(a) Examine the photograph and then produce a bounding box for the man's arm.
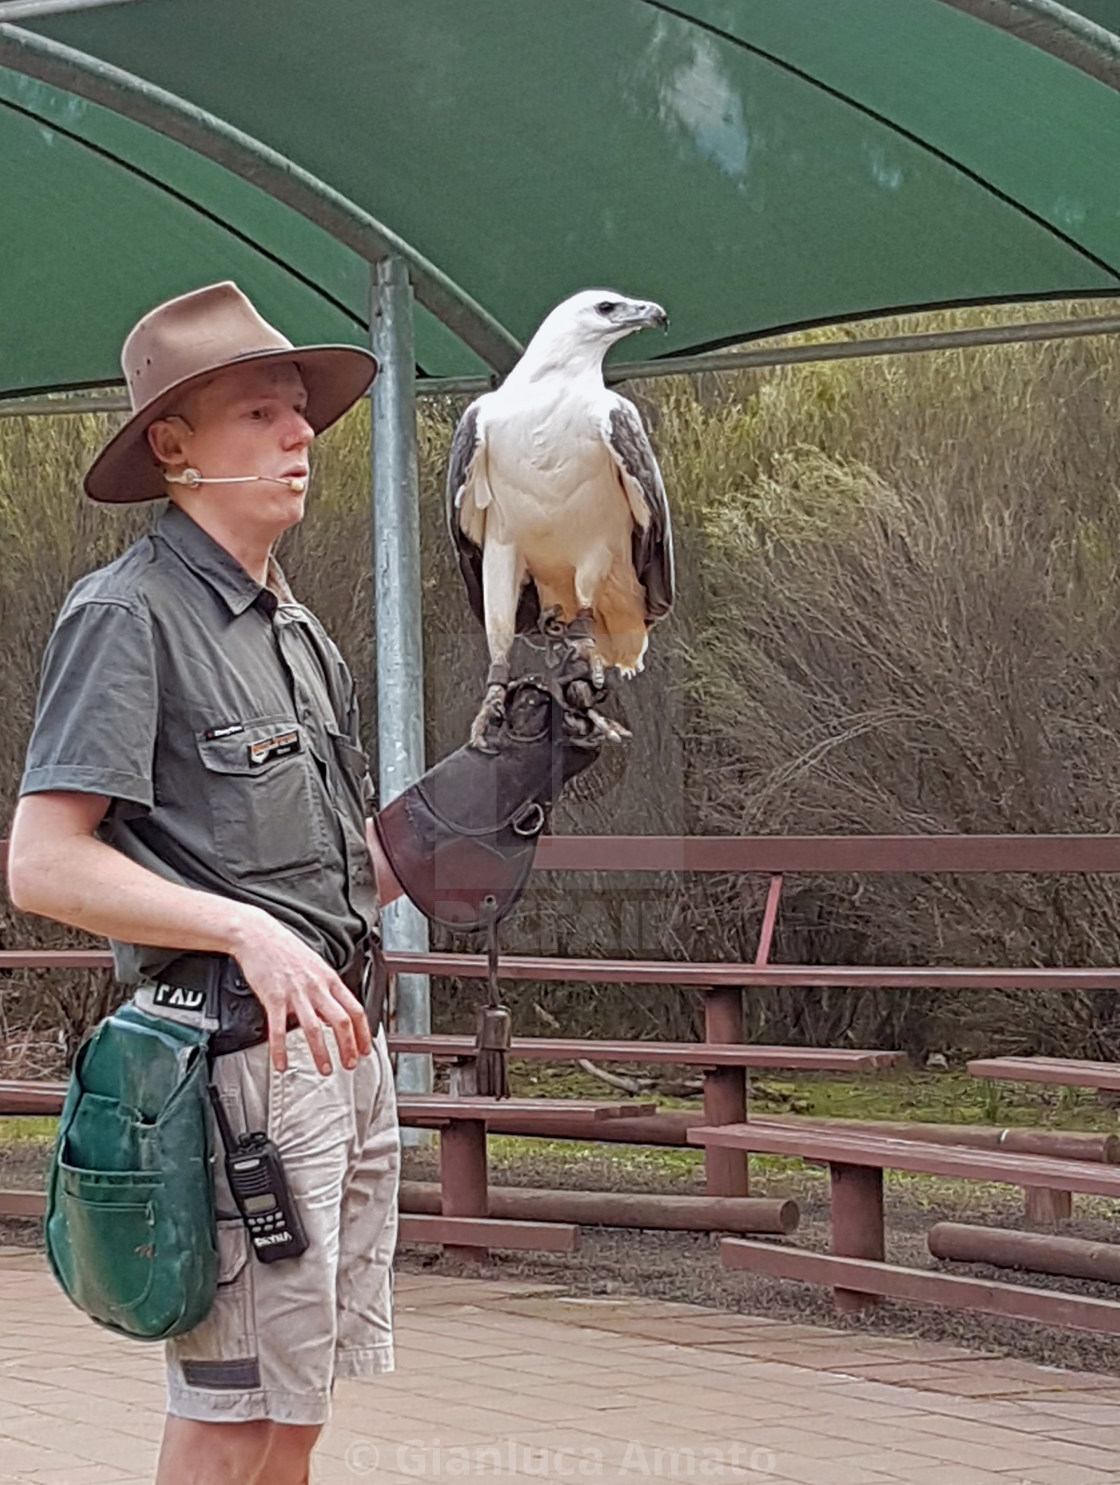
[366,817,404,909]
[8,792,371,1075]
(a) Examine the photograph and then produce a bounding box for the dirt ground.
[6,1131,1120,1378]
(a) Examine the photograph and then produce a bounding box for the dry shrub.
[678,307,1120,1057]
[2,302,1120,1055]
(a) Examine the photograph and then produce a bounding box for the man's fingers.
[329,980,373,1060]
[266,1002,289,1074]
[311,979,368,1070]
[296,1006,334,1076]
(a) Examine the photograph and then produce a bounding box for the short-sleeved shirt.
[20,502,378,984]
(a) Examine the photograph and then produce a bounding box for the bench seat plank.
[969,1057,1120,1092]
[2,946,1118,992]
[686,1123,1120,1196]
[385,952,1120,991]
[719,1239,1120,1335]
[0,1082,656,1124]
[0,1080,66,1115]
[398,1096,656,1124]
[387,1035,905,1070]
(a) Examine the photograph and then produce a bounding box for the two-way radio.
[207,1085,308,1263]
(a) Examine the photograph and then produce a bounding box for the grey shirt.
[20,503,378,984]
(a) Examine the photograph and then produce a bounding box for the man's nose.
[285,412,315,447]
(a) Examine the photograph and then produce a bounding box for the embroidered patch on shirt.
[248,729,301,766]
[204,722,245,740]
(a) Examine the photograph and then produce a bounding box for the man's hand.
[230,912,373,1075]
[9,792,372,1079]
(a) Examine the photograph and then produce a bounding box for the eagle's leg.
[471,540,524,751]
[565,607,607,689]
[469,662,509,752]
[561,610,630,744]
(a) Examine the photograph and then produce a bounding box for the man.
[8,281,406,1485]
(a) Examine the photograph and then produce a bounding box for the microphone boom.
[166,468,306,493]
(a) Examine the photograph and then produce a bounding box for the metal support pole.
[370,256,430,1099]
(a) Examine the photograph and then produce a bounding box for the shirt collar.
[156,504,275,617]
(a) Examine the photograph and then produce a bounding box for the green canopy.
[0,0,1117,399]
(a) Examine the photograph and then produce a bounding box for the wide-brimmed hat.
[84,281,378,503]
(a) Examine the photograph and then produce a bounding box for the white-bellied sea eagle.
[447,290,675,746]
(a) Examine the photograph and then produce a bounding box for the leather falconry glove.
[374,633,608,1097]
[373,630,606,934]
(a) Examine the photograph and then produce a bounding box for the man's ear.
[147,416,189,469]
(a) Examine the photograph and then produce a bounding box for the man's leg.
[156,1417,321,1485]
[256,1422,324,1485]
[156,1417,266,1484]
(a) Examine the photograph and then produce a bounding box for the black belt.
[154,938,384,1057]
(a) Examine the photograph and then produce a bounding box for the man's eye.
[248,407,269,420]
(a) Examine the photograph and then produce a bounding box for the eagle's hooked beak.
[630,301,669,332]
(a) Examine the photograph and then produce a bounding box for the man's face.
[160,361,314,540]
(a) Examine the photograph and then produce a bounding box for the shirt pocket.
[196,717,325,880]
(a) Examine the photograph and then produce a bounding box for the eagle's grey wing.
[447,401,487,630]
[607,399,675,621]
[446,399,541,637]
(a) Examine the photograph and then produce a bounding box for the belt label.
[152,983,207,1012]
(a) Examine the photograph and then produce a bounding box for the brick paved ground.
[3,1246,1120,1483]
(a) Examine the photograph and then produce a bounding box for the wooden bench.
[388,1034,904,1071]
[8,835,1120,1286]
[397,1094,655,1259]
[0,1082,656,1257]
[0,1083,799,1242]
[391,1034,905,1194]
[687,1121,1120,1334]
[969,1055,1120,1093]
[968,1056,1120,1221]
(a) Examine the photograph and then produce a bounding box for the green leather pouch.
[45,1002,218,1341]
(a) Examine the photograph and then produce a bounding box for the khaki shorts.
[166,1026,399,1426]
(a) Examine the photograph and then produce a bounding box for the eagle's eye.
[595,300,618,316]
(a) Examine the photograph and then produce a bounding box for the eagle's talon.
[539,605,566,639]
[564,625,607,690]
[587,708,631,744]
[469,683,507,750]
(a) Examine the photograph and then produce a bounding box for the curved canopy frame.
[0,0,1117,402]
[0,22,522,377]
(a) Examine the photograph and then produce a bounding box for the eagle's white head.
[510,289,668,384]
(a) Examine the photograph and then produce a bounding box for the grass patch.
[0,1117,57,1144]
[511,1060,1120,1133]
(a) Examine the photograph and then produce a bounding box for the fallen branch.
[576,1058,651,1095]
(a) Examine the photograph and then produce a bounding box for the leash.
[474,894,512,1098]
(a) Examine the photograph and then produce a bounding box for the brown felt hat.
[84,281,378,503]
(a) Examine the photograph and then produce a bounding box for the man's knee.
[157,1416,273,1484]
[157,1417,322,1484]
[261,1422,323,1479]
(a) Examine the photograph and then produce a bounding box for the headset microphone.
[166,468,307,494]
